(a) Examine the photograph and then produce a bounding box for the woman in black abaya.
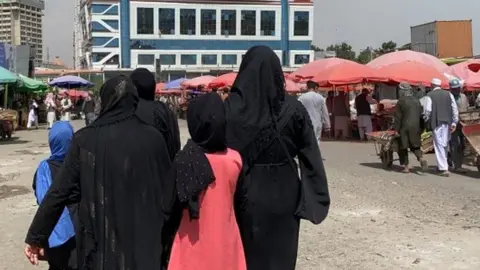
[225,46,330,270]
[25,75,175,270]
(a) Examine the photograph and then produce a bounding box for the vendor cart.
[458,110,480,171]
[366,130,434,169]
[0,109,17,140]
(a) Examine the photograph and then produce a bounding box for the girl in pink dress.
[168,93,246,270]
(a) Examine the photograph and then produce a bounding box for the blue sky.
[44,0,480,67]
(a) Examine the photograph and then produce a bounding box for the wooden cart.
[0,110,18,140]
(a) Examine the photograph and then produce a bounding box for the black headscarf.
[174,93,226,220]
[224,46,285,164]
[90,75,138,127]
[130,68,156,101]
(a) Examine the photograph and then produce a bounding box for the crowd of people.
[23,46,331,270]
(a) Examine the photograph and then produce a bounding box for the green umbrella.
[17,74,48,93]
[0,66,17,84]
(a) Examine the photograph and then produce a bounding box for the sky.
[43,0,480,68]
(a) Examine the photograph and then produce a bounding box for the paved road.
[1,120,480,269]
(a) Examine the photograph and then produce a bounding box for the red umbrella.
[208,72,237,89]
[311,61,383,87]
[285,79,301,92]
[464,73,480,90]
[155,83,165,94]
[289,58,350,82]
[367,50,448,72]
[444,59,480,79]
[182,75,216,89]
[375,61,449,87]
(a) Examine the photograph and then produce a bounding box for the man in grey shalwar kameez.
[424,78,459,177]
[448,79,469,173]
[298,81,331,146]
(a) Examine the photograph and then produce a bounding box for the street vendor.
[394,82,428,173]
[60,93,73,121]
[355,88,377,141]
[449,79,469,173]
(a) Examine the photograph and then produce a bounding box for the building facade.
[0,0,44,66]
[81,0,314,71]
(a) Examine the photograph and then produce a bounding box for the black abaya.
[226,47,330,270]
[25,75,175,270]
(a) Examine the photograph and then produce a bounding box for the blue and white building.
[79,0,314,72]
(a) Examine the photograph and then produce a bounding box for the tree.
[399,43,412,51]
[375,41,397,56]
[356,47,374,64]
[310,45,324,52]
[326,42,356,61]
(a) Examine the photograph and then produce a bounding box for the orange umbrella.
[289,58,351,82]
[375,61,449,87]
[311,61,383,87]
[155,82,165,94]
[208,72,238,89]
[182,75,216,89]
[367,50,448,72]
[285,79,301,92]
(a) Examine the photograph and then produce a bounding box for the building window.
[180,9,196,35]
[260,11,275,36]
[103,19,119,30]
[201,54,217,65]
[137,8,154,34]
[222,54,237,65]
[241,10,255,36]
[138,54,155,65]
[91,22,109,32]
[181,54,197,65]
[293,11,309,36]
[105,54,119,65]
[201,9,216,35]
[294,54,310,65]
[159,8,175,35]
[92,52,110,62]
[221,10,236,36]
[159,54,176,65]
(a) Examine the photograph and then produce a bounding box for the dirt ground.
[1,120,480,270]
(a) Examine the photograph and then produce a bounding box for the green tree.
[326,42,356,61]
[356,47,374,64]
[399,43,412,51]
[310,45,324,52]
[375,41,397,56]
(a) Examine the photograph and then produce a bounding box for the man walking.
[424,78,459,176]
[298,80,331,146]
[81,92,96,126]
[355,88,378,140]
[449,79,469,173]
[394,83,428,173]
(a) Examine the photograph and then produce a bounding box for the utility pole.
[281,0,289,67]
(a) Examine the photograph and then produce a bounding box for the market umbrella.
[375,61,449,87]
[288,58,351,82]
[208,72,237,89]
[367,50,448,72]
[311,61,383,87]
[164,78,187,90]
[444,59,480,79]
[0,66,17,83]
[181,75,216,89]
[48,75,93,88]
[155,82,166,94]
[285,79,301,92]
[17,74,48,93]
[463,73,480,90]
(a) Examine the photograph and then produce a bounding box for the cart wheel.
[380,150,393,170]
[476,156,480,172]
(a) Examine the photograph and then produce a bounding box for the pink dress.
[168,148,246,270]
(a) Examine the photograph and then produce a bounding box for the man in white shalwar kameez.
[45,93,56,129]
[298,81,331,146]
[424,78,459,177]
[60,93,73,121]
[27,99,38,129]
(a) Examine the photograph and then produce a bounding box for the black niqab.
[25,75,174,270]
[174,93,226,219]
[130,68,156,101]
[224,46,285,166]
[131,68,181,161]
